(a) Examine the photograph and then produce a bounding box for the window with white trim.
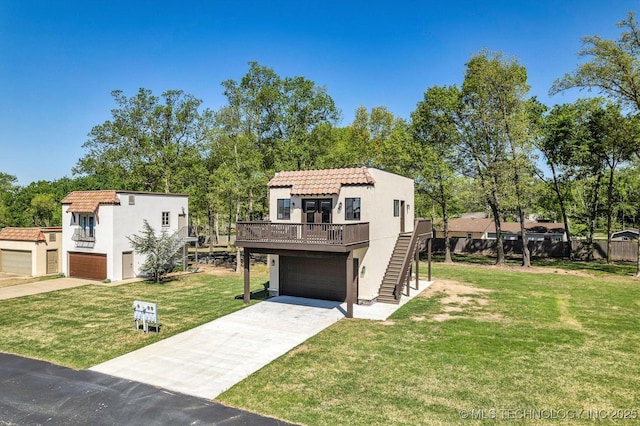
[162,211,170,227]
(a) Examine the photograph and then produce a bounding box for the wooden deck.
[235,222,370,252]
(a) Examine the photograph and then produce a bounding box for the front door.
[303,199,332,224]
[46,249,58,274]
[122,251,134,279]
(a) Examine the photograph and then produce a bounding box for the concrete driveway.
[0,276,143,300]
[90,284,431,401]
[91,296,345,400]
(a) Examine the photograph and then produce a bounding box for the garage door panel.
[279,256,346,301]
[1,250,32,275]
[69,252,106,280]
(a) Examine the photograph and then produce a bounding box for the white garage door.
[1,250,32,275]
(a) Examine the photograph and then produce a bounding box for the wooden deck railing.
[236,222,370,246]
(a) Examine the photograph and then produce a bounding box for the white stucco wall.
[112,193,188,281]
[267,168,415,302]
[62,192,188,281]
[344,168,414,301]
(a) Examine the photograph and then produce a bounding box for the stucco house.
[0,227,62,276]
[436,218,566,241]
[61,190,191,281]
[235,167,432,317]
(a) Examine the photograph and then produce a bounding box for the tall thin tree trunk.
[235,198,241,273]
[636,229,640,277]
[606,165,615,264]
[513,168,530,267]
[214,212,220,246]
[586,174,603,261]
[208,205,215,254]
[549,164,573,259]
[489,200,505,265]
[518,206,530,267]
[440,182,453,263]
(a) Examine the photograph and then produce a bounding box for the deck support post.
[415,242,420,290]
[346,251,354,318]
[243,248,251,305]
[428,238,432,282]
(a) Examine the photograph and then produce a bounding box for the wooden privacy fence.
[432,238,639,261]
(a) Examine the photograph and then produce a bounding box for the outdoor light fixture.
[361,265,366,277]
[338,201,343,212]
[271,259,275,266]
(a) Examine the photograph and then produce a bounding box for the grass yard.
[0,267,268,369]
[219,262,640,425]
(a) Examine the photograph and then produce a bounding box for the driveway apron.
[90,296,345,400]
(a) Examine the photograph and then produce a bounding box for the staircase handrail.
[393,219,432,300]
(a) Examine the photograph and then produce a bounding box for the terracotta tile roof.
[268,167,375,195]
[61,190,120,213]
[0,227,46,242]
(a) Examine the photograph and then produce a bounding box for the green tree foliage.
[127,220,180,283]
[458,50,532,265]
[30,194,58,227]
[0,172,18,228]
[75,88,211,193]
[552,11,640,271]
[411,85,462,262]
[551,12,640,111]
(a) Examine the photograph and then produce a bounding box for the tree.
[458,50,531,265]
[0,172,17,228]
[538,102,576,247]
[127,220,181,283]
[551,11,640,273]
[411,85,462,263]
[30,194,57,227]
[75,88,211,193]
[214,62,340,271]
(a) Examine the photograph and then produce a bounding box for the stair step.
[377,297,400,305]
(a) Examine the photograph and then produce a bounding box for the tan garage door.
[69,252,107,280]
[0,250,32,275]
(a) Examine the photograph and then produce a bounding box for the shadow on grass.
[426,253,638,277]
[234,282,271,301]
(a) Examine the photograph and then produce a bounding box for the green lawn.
[0,269,268,368]
[219,262,640,425]
[2,261,639,424]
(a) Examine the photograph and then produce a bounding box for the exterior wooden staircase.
[377,219,433,304]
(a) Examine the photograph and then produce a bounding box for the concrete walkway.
[91,281,432,401]
[0,277,143,300]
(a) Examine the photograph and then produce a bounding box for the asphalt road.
[0,353,291,425]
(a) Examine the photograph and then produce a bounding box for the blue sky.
[1,1,638,185]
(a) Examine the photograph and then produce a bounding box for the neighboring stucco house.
[235,167,432,316]
[436,218,566,241]
[61,190,190,281]
[0,227,62,276]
